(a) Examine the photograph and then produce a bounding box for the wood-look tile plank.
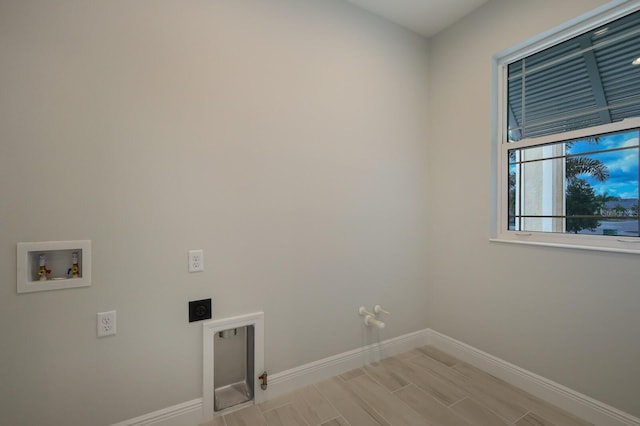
[516,412,558,426]
[452,361,513,386]
[517,390,593,426]
[394,384,471,426]
[346,373,427,425]
[315,377,390,426]
[452,362,532,401]
[260,384,337,425]
[394,349,422,361]
[417,346,460,366]
[527,403,593,426]
[263,404,309,426]
[409,354,470,385]
[294,385,339,424]
[450,397,511,426]
[404,360,525,422]
[381,356,467,406]
[452,363,591,426]
[199,415,226,426]
[320,417,349,426]
[363,361,409,391]
[259,392,296,413]
[231,348,592,426]
[224,405,268,426]
[339,368,365,381]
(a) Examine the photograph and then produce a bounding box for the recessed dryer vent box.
[17,240,91,293]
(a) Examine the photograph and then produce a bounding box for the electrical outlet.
[188,249,204,273]
[189,298,212,322]
[97,311,117,337]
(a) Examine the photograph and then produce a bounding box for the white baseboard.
[113,328,639,426]
[112,328,429,426]
[110,398,203,426]
[427,329,640,426]
[262,328,431,401]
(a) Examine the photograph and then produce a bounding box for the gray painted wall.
[426,0,640,418]
[0,1,430,424]
[3,0,638,424]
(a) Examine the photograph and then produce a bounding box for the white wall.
[0,1,430,424]
[427,0,640,418]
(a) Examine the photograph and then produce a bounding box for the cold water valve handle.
[364,315,385,329]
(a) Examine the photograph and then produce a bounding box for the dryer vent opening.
[213,325,255,412]
[203,311,264,421]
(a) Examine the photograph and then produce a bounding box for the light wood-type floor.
[201,346,592,426]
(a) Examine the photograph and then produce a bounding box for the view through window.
[508,128,639,236]
[504,9,640,240]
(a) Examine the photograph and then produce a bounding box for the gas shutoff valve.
[258,371,268,390]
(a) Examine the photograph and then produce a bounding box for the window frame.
[492,1,640,254]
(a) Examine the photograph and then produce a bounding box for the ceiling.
[345,0,489,38]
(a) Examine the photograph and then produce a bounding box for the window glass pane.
[507,61,523,142]
[592,13,640,122]
[522,217,564,232]
[506,11,640,143]
[508,163,517,229]
[508,129,639,236]
[523,44,597,139]
[508,148,565,232]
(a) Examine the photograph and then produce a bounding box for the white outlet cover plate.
[189,249,204,273]
[97,311,117,337]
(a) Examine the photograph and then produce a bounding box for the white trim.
[506,118,640,151]
[490,237,640,255]
[262,329,430,401]
[114,328,639,426]
[111,328,429,426]
[492,1,640,253]
[202,312,265,422]
[427,329,640,426]
[110,398,203,426]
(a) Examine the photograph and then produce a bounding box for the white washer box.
[17,240,91,293]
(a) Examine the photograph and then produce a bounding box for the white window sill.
[490,236,640,255]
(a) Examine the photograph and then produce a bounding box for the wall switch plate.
[189,298,212,322]
[188,249,204,273]
[97,311,116,337]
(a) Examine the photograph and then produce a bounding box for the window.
[494,3,640,253]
